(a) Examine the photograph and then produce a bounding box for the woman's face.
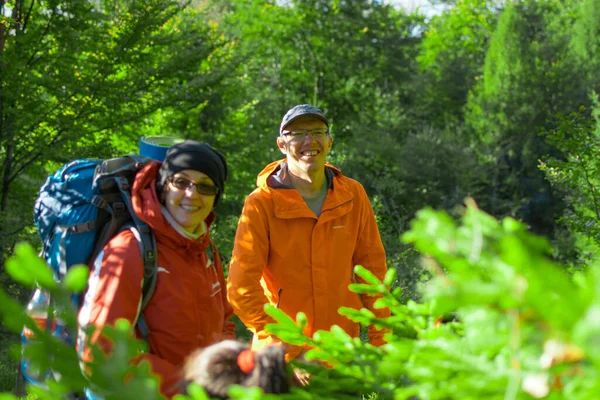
[163,169,217,233]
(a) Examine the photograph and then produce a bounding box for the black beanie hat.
[156,140,228,206]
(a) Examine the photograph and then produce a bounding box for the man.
[227,104,390,363]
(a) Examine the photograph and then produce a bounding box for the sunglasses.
[281,128,330,140]
[168,176,219,196]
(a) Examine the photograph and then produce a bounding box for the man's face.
[277,116,332,175]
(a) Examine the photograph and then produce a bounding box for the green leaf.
[348,283,384,295]
[264,304,297,329]
[501,217,523,233]
[264,325,308,345]
[383,268,397,287]
[63,265,90,293]
[5,242,56,289]
[296,312,308,330]
[339,307,372,325]
[115,319,132,332]
[353,265,382,286]
[228,385,263,399]
[181,383,210,400]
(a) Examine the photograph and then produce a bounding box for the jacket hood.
[131,161,215,256]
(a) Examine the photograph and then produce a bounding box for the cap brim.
[280,113,329,134]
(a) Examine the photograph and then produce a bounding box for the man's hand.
[292,366,311,386]
[291,349,325,386]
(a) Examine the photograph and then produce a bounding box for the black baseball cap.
[279,104,329,135]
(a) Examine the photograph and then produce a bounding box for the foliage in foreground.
[270,200,599,399]
[0,201,598,399]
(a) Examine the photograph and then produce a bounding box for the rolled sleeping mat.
[139,136,185,162]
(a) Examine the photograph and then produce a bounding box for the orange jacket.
[227,160,389,359]
[78,162,235,398]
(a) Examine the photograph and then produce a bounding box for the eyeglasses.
[281,128,330,140]
[168,176,219,196]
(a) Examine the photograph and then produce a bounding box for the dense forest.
[1,0,600,398]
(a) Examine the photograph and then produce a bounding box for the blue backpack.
[19,155,158,390]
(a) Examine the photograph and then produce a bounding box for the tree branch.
[580,156,600,220]
[26,9,54,68]
[6,150,43,185]
[0,224,26,238]
[22,0,36,32]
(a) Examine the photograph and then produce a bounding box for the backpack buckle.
[118,180,130,191]
[69,221,95,233]
[145,250,155,263]
[91,195,108,210]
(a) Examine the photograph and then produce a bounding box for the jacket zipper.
[275,288,283,308]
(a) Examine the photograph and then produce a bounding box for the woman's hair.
[181,340,290,399]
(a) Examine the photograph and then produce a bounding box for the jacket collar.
[256,159,354,220]
[267,161,334,190]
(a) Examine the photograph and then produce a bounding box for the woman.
[78,140,236,398]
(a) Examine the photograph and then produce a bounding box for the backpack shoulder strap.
[112,175,158,308]
[126,222,156,344]
[112,174,157,344]
[135,223,158,311]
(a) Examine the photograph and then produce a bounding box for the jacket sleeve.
[215,248,236,340]
[351,184,391,347]
[227,195,277,344]
[77,231,180,399]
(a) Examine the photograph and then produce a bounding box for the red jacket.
[227,160,389,360]
[78,162,235,398]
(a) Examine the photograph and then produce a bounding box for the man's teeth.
[181,205,200,211]
[302,150,318,156]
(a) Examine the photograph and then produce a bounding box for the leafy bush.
[269,200,600,399]
[540,96,600,264]
[1,201,599,399]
